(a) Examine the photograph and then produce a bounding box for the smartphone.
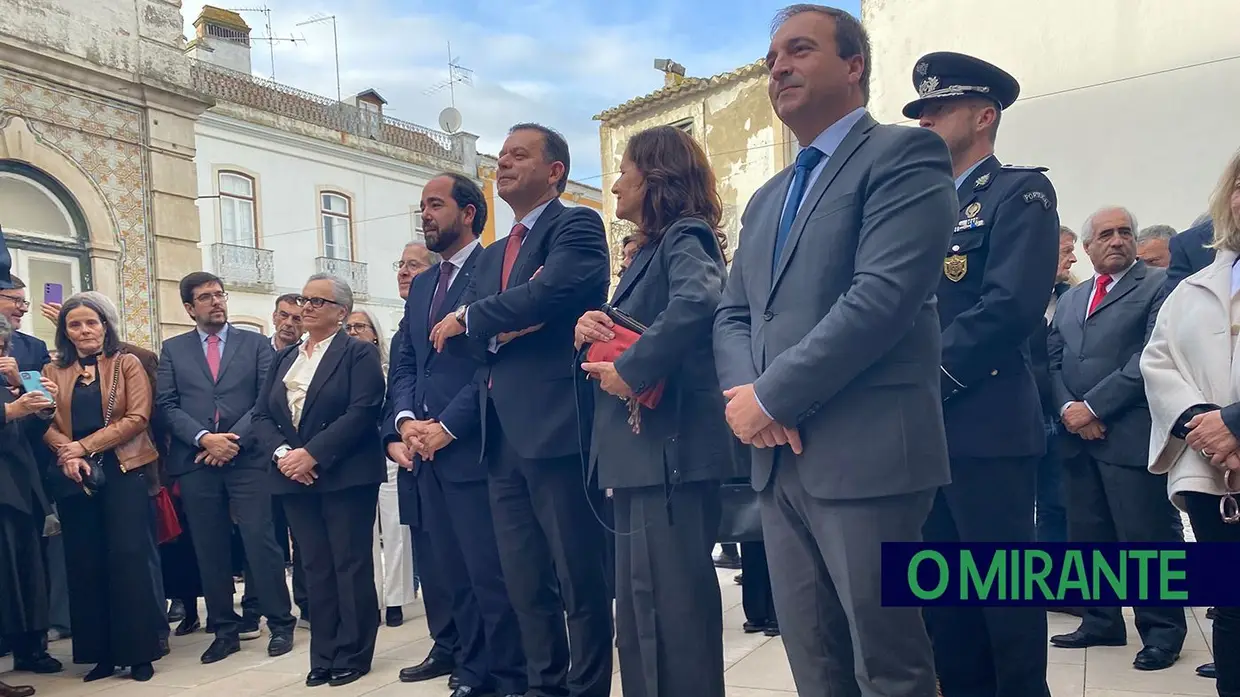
[44,282,63,305]
[19,371,51,400]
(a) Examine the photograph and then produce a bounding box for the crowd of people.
[2,4,1239,697]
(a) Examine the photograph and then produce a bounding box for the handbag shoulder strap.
[102,356,121,427]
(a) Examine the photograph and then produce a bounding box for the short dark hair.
[510,122,570,193]
[620,234,637,248]
[8,275,25,290]
[179,271,224,305]
[54,295,121,367]
[438,172,488,236]
[274,293,300,309]
[772,4,871,103]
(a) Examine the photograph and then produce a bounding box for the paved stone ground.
[2,524,1214,696]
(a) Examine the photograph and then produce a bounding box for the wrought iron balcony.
[210,243,274,291]
[315,257,369,299]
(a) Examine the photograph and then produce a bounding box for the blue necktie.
[773,146,825,276]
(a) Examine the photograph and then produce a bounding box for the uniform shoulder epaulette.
[1000,164,1049,172]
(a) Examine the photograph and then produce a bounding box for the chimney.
[186,6,253,74]
[653,58,686,87]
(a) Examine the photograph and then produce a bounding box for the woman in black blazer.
[250,273,386,689]
[574,125,731,697]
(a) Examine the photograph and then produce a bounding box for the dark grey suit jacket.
[156,325,272,476]
[1048,260,1166,467]
[588,218,732,490]
[713,112,958,501]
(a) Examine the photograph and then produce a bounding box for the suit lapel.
[511,198,563,285]
[439,245,480,322]
[771,114,876,291]
[183,332,214,383]
[1091,261,1146,318]
[754,170,793,296]
[300,329,350,422]
[611,241,657,305]
[269,349,299,441]
[215,326,241,382]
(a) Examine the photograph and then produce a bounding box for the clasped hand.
[1185,410,1240,470]
[722,384,803,454]
[195,432,241,467]
[1061,402,1106,440]
[399,419,454,462]
[277,447,318,485]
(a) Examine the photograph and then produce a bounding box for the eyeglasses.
[194,291,229,304]
[393,260,429,272]
[1222,470,1240,524]
[345,323,374,334]
[0,293,29,309]
[295,296,342,309]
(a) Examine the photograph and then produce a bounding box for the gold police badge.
[944,254,967,282]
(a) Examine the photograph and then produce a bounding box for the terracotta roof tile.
[593,60,765,123]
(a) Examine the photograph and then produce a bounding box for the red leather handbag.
[153,486,182,545]
[585,305,664,432]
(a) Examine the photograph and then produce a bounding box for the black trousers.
[487,423,613,697]
[421,463,526,694]
[58,461,164,667]
[1063,453,1187,652]
[613,481,724,697]
[923,456,1049,697]
[178,465,294,641]
[411,522,459,662]
[1183,492,1240,697]
[281,485,380,673]
[739,541,775,625]
[0,507,49,653]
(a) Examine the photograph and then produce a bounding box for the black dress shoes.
[1049,630,1126,649]
[328,669,366,687]
[386,606,404,627]
[1208,607,1219,620]
[399,655,455,682]
[130,663,155,682]
[449,674,461,689]
[306,668,331,687]
[167,599,186,623]
[763,621,781,637]
[1198,662,1217,678]
[12,652,63,674]
[83,664,116,682]
[200,637,241,664]
[449,686,497,697]
[268,634,294,657]
[742,620,767,634]
[175,617,201,636]
[1133,646,1178,671]
[159,638,170,657]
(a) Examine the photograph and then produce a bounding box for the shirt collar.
[801,107,868,160]
[954,156,989,191]
[518,199,555,232]
[444,239,480,268]
[197,323,230,344]
[1095,261,1136,286]
[299,331,335,357]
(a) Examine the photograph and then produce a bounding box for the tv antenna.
[297,13,341,101]
[423,42,473,109]
[229,6,303,80]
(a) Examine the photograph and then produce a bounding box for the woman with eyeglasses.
[40,295,164,683]
[1142,148,1240,697]
[251,274,386,688]
[345,309,416,628]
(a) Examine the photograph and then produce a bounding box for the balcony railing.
[315,257,369,299]
[211,243,274,290]
[189,59,462,163]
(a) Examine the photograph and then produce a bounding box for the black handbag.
[717,480,763,543]
[80,359,121,496]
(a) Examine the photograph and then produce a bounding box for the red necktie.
[500,223,527,290]
[1088,274,1112,316]
[206,334,221,424]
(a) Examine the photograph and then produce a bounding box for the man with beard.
[155,273,295,663]
[905,51,1059,696]
[388,173,526,697]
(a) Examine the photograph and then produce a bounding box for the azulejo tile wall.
[0,68,156,346]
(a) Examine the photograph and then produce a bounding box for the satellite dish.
[438,106,462,134]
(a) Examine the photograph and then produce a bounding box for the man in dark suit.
[0,275,49,374]
[1165,217,1214,293]
[156,272,294,664]
[388,174,526,697]
[713,7,956,696]
[1048,206,1186,670]
[904,52,1060,697]
[429,123,613,697]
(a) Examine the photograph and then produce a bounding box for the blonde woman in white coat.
[345,309,416,627]
[1141,149,1240,697]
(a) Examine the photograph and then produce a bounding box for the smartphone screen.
[44,282,63,305]
[19,371,51,399]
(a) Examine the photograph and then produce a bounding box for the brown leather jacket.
[43,352,159,476]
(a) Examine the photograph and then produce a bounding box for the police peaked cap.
[902,51,1020,119]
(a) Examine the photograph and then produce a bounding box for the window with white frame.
[321,191,353,260]
[218,171,257,247]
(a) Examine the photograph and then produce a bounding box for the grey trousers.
[761,456,938,697]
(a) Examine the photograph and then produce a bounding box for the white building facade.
[862,0,1240,280]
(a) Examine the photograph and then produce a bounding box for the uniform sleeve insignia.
[973,173,990,189]
[1023,191,1052,209]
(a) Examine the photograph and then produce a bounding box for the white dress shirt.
[284,332,335,428]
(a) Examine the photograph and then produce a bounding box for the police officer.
[905,53,1060,697]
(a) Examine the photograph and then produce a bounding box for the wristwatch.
[273,444,291,462]
[453,304,468,327]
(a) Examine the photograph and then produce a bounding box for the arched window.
[218,170,258,247]
[320,191,353,260]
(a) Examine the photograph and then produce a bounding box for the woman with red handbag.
[574,125,732,697]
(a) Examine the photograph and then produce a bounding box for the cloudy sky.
[182,0,861,185]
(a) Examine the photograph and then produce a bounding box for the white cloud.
[181,0,763,183]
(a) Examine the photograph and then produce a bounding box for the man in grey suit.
[713,6,957,695]
[156,272,295,664]
[1047,206,1187,670]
